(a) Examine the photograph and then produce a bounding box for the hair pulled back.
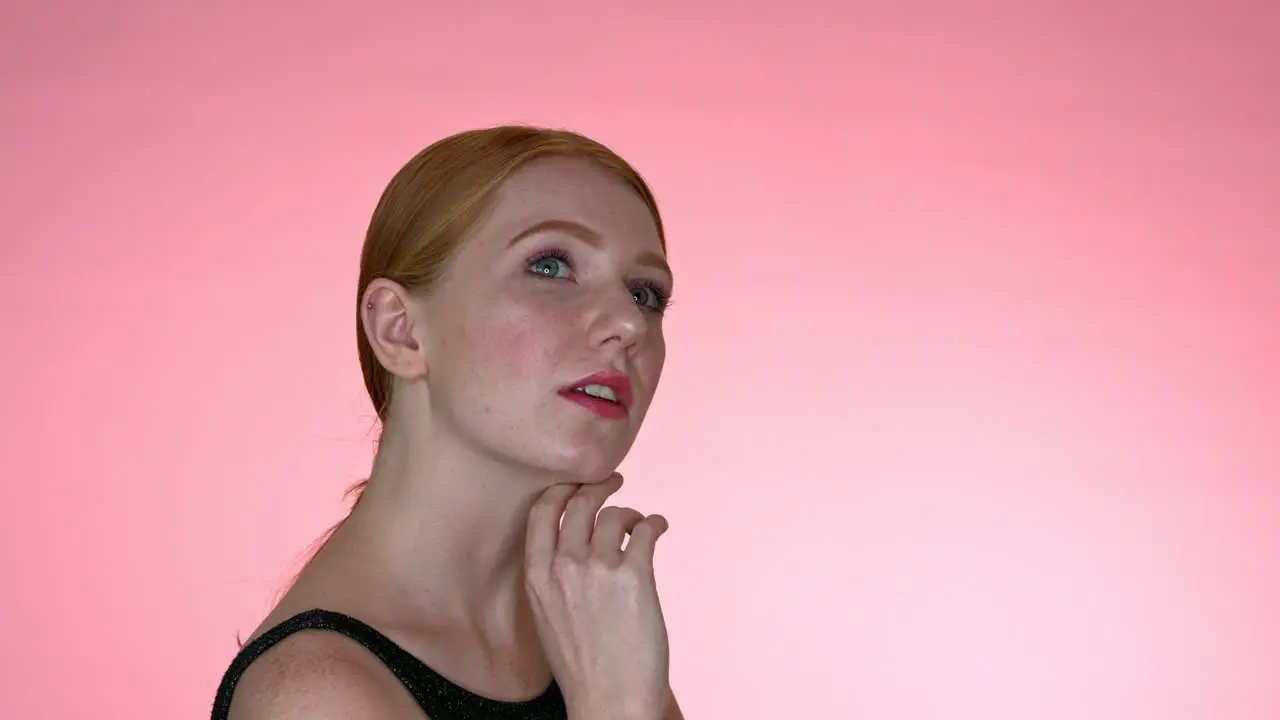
[357,125,666,421]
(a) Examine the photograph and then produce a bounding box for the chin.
[546,458,621,485]
[531,444,628,485]
[475,419,637,485]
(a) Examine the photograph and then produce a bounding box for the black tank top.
[210,609,567,719]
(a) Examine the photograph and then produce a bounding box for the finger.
[525,483,581,572]
[557,473,624,553]
[591,506,645,558]
[623,514,669,568]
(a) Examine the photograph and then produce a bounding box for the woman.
[212,126,685,719]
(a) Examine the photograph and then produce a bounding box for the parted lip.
[559,370,634,411]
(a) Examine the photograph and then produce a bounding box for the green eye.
[529,254,570,279]
[631,284,672,313]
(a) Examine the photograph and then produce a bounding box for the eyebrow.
[506,218,672,279]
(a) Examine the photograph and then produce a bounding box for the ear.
[361,279,428,382]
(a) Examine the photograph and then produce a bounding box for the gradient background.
[2,1,1278,718]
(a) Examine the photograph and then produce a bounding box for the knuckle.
[550,553,583,577]
[618,563,647,586]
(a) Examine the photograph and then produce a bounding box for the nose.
[586,286,647,353]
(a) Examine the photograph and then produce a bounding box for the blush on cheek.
[475,316,556,379]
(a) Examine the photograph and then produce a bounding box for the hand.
[524,473,672,720]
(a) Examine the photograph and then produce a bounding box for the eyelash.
[526,248,673,314]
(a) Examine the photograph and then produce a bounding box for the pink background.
[2,1,1277,718]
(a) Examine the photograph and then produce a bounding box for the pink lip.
[558,371,634,420]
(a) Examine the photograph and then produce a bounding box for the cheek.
[456,313,559,421]
[635,334,667,401]
[471,310,560,380]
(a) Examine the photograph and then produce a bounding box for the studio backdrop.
[1,2,1277,718]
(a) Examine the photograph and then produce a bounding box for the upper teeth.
[577,384,619,402]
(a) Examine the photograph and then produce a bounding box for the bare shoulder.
[226,629,423,719]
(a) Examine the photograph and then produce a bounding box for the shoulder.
[226,629,422,719]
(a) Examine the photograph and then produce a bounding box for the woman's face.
[415,157,671,484]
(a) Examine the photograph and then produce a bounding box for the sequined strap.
[210,608,566,719]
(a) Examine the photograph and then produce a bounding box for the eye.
[631,281,672,314]
[527,251,572,279]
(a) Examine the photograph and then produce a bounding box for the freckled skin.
[415,157,669,485]
[223,154,679,718]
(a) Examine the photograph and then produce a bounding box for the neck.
[305,418,562,637]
